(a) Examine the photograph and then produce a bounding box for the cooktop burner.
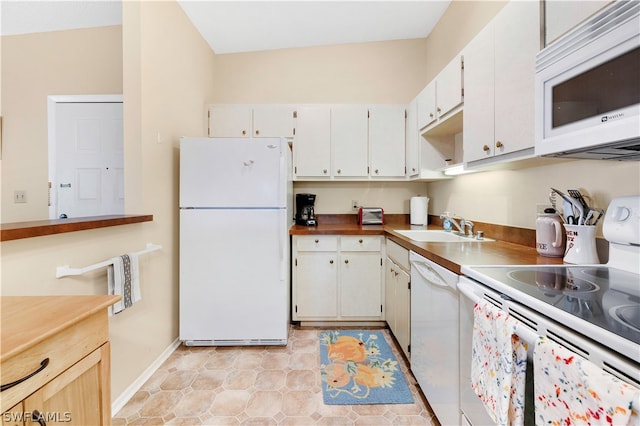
[464,265,640,347]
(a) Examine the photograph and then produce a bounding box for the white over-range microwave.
[535,1,640,160]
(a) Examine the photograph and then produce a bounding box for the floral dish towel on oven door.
[471,299,528,426]
[534,337,640,426]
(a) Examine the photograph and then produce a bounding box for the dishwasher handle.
[411,260,452,290]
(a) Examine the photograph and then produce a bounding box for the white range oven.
[458,196,640,425]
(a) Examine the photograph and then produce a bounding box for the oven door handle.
[458,279,540,347]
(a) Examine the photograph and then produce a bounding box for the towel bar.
[56,243,162,278]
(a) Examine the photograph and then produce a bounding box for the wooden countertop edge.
[1,214,154,241]
[1,295,121,361]
[290,216,564,274]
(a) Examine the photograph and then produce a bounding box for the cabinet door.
[23,344,110,426]
[493,0,540,156]
[2,402,24,426]
[331,106,369,177]
[252,105,296,138]
[293,106,331,178]
[405,98,420,177]
[369,105,406,177]
[385,258,398,335]
[463,22,496,162]
[293,252,338,319]
[416,81,437,129]
[208,105,252,137]
[340,252,383,318]
[395,268,411,358]
[436,55,464,118]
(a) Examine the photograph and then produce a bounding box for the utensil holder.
[563,224,600,264]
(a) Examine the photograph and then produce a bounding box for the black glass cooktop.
[465,265,640,346]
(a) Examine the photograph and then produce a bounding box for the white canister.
[536,213,565,257]
[410,196,429,225]
[563,224,600,264]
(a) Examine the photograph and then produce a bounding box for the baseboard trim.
[111,338,181,416]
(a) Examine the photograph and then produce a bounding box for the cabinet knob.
[242,130,247,135]
[483,145,490,152]
[375,169,379,174]
[429,113,434,118]
[255,130,260,135]
[358,239,363,243]
[323,169,328,174]
[330,259,334,264]
[337,169,341,174]
[344,259,349,264]
[496,141,504,149]
[437,107,442,113]
[314,239,319,243]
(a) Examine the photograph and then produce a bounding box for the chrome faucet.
[440,213,475,237]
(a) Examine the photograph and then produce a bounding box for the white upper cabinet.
[369,105,406,178]
[293,106,331,178]
[436,55,464,120]
[416,81,437,129]
[405,97,420,178]
[252,105,296,138]
[544,1,611,46]
[331,106,369,178]
[463,0,541,163]
[417,55,464,132]
[209,105,296,138]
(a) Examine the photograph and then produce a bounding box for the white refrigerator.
[179,137,292,346]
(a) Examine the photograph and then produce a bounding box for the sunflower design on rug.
[319,330,413,404]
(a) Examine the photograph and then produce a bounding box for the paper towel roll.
[410,196,429,225]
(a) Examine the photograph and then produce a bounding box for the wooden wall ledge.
[1,215,153,242]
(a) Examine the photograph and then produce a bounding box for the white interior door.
[49,97,124,219]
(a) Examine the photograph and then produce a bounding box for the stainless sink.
[394,229,494,242]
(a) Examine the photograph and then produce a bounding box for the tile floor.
[112,326,439,425]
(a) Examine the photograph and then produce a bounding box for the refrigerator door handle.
[279,210,286,281]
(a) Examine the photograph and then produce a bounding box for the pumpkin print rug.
[319,330,414,405]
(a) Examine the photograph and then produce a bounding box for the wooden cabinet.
[293,106,331,178]
[292,235,384,322]
[385,239,411,358]
[1,296,118,426]
[463,0,541,163]
[209,104,296,138]
[369,105,406,178]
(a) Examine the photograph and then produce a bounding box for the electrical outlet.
[14,190,27,203]
[352,200,359,211]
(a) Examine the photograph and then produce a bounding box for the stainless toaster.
[358,207,384,225]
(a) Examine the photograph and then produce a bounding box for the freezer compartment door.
[179,208,289,343]
[180,137,286,208]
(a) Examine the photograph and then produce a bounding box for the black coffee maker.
[295,193,317,226]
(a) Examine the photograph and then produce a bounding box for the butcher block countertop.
[290,214,563,274]
[1,295,120,362]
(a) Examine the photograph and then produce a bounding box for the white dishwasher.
[410,251,460,426]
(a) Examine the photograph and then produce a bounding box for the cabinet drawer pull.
[1,357,50,392]
[32,410,47,426]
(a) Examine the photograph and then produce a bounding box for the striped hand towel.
[108,253,141,315]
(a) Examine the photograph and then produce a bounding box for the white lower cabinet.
[292,235,384,321]
[385,239,411,358]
